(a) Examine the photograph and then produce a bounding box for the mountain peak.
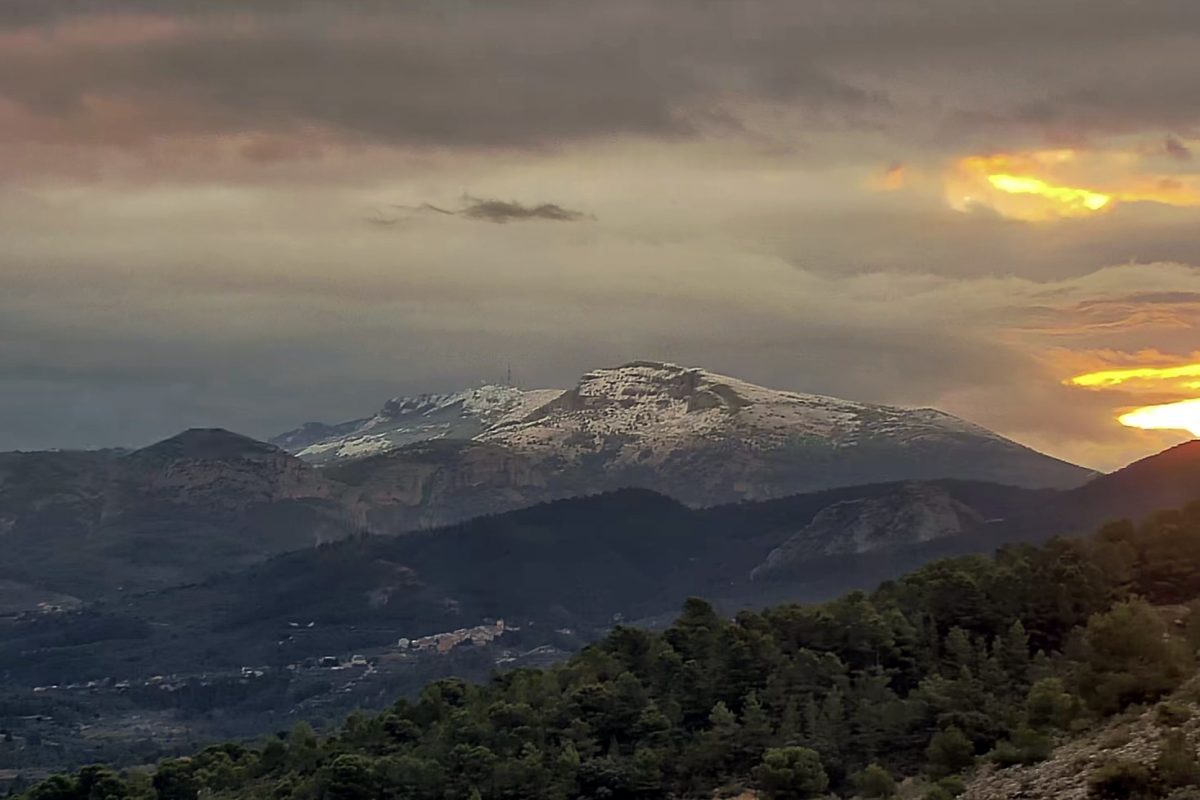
[272,384,562,465]
[379,384,530,421]
[132,428,282,462]
[552,361,751,415]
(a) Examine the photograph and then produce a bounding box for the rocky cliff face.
[750,483,987,580]
[328,440,564,531]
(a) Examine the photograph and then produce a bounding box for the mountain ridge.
[270,361,1093,523]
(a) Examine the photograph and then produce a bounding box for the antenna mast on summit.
[506,362,513,387]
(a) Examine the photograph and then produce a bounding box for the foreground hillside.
[13,499,1200,799]
[965,674,1200,800]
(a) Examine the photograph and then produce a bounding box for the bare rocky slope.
[965,674,1200,800]
[749,482,988,581]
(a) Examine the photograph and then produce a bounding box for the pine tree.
[739,692,774,762]
[997,620,1031,685]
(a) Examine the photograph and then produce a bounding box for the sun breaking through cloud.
[946,146,1200,221]
[1070,360,1200,439]
[1119,399,1200,437]
[947,151,1111,221]
[986,174,1110,214]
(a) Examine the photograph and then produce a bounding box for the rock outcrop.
[751,483,986,580]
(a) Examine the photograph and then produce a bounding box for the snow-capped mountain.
[272,385,561,465]
[273,361,1092,526]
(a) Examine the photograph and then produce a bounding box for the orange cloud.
[946,145,1200,221]
[1067,353,1200,439]
[1071,362,1200,389]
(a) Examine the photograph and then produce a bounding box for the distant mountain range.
[0,361,1095,610]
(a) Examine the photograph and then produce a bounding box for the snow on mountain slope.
[271,385,562,465]
[481,361,1009,462]
[274,361,1093,511]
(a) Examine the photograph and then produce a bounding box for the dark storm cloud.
[0,3,868,151]
[449,198,590,224]
[3,0,1200,156]
[459,199,589,224]
[368,198,590,226]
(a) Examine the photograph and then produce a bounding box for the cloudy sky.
[2,0,1199,469]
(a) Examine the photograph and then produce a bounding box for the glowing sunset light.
[1068,360,1200,440]
[1070,363,1200,388]
[946,151,1117,220]
[1119,398,1200,437]
[947,145,1200,220]
[987,174,1111,213]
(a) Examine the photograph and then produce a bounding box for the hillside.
[1051,440,1200,531]
[0,481,1027,686]
[0,440,1193,662]
[0,430,354,602]
[965,676,1200,800]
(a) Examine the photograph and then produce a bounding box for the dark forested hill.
[1050,440,1200,530]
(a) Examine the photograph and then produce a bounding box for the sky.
[2,0,1199,470]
